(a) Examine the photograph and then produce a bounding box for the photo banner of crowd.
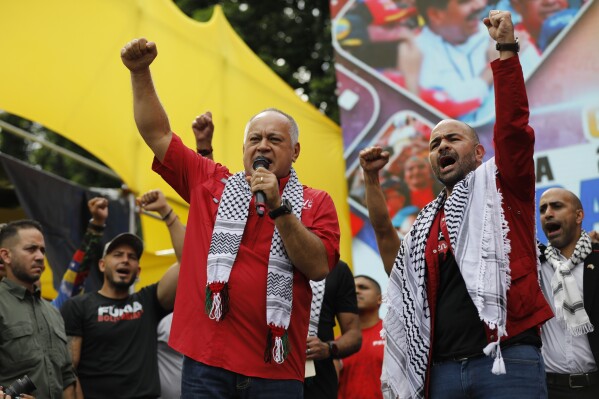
[330,0,599,289]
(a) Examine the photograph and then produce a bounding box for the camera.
[4,375,36,397]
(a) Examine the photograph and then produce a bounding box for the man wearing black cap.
[60,232,179,399]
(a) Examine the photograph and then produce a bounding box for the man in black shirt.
[61,232,179,399]
[304,260,362,398]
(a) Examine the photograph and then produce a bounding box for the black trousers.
[548,382,599,399]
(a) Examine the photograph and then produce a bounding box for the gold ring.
[260,176,263,183]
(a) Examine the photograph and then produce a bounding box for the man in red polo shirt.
[121,41,340,398]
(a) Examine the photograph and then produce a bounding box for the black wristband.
[495,39,519,53]
[197,148,213,156]
[161,208,174,221]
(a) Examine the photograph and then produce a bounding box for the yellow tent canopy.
[0,0,351,295]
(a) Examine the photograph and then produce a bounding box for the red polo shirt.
[153,134,340,381]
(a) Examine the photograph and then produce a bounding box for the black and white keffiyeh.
[382,158,511,399]
[206,168,304,364]
[308,280,326,337]
[545,231,594,336]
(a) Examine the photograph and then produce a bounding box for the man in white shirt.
[539,188,599,398]
[415,0,540,124]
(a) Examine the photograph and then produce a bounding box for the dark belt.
[432,352,484,364]
[546,371,599,389]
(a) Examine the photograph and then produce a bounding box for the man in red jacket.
[360,9,553,399]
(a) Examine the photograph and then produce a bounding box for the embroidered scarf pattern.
[382,158,511,399]
[308,280,326,337]
[545,231,593,336]
[206,168,304,364]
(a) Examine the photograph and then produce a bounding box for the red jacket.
[425,56,553,382]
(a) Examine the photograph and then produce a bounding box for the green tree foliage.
[174,0,339,123]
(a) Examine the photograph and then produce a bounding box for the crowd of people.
[1,7,597,399]
[339,0,584,123]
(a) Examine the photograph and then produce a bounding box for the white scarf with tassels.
[382,158,511,399]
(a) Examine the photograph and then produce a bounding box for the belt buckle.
[569,373,587,389]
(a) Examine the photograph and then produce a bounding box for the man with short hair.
[121,38,340,398]
[415,0,540,123]
[360,11,553,398]
[191,112,358,399]
[538,188,599,398]
[337,275,385,399]
[0,220,76,399]
[60,232,179,399]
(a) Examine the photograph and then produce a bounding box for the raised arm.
[156,262,179,311]
[121,38,172,162]
[137,189,182,311]
[138,189,185,263]
[484,11,535,199]
[360,147,401,276]
[52,197,107,309]
[192,111,214,160]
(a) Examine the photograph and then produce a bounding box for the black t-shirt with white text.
[61,284,169,399]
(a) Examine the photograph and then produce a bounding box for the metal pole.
[0,119,120,179]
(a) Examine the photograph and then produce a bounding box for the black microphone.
[252,156,271,217]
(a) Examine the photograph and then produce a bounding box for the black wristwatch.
[327,341,340,359]
[268,198,292,219]
[496,38,519,53]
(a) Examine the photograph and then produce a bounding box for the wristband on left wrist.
[197,147,213,156]
[88,219,106,230]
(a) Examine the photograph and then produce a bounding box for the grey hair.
[243,108,299,145]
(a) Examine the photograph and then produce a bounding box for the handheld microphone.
[252,156,271,217]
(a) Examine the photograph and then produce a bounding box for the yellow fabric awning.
[0,0,351,294]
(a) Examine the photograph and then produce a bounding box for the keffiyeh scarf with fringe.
[206,168,303,364]
[545,231,594,336]
[382,158,511,399]
[308,280,326,337]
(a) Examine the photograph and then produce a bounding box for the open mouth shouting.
[439,154,457,173]
[544,221,562,239]
[115,265,132,279]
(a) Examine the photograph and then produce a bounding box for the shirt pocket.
[50,324,70,366]
[506,255,541,321]
[0,322,39,367]
[200,177,225,226]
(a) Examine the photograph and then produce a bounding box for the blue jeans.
[429,345,547,399]
[181,356,303,399]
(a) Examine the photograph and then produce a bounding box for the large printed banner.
[330,0,599,287]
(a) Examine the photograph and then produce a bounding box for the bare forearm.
[335,313,362,358]
[157,206,186,263]
[130,69,172,161]
[276,215,329,281]
[62,383,76,399]
[337,329,362,358]
[157,262,180,310]
[364,172,401,275]
[167,218,186,263]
